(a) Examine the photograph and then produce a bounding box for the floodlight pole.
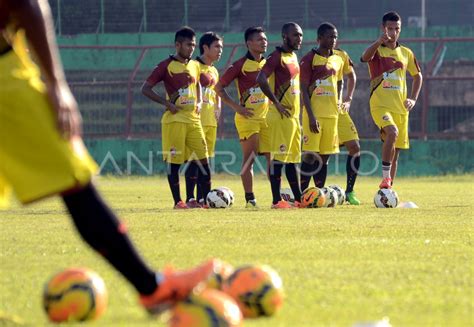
[421,0,426,66]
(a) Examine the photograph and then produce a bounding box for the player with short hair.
[185,31,223,207]
[361,11,422,188]
[0,0,219,315]
[142,27,213,209]
[256,22,303,209]
[336,45,362,205]
[215,26,270,208]
[300,22,361,204]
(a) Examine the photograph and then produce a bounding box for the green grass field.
[1,175,473,326]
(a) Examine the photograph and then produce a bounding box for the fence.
[50,0,473,34]
[65,37,474,140]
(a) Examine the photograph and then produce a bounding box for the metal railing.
[64,37,474,140]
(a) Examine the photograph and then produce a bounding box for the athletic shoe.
[245,199,259,209]
[345,191,361,205]
[139,259,221,315]
[186,198,202,209]
[379,178,393,189]
[292,201,303,208]
[271,200,292,209]
[198,199,209,209]
[173,201,188,209]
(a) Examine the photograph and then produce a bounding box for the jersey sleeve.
[299,52,314,85]
[145,60,168,86]
[342,51,354,75]
[218,59,243,87]
[407,49,421,76]
[261,51,281,77]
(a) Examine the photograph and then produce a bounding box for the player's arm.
[361,30,390,62]
[214,82,253,118]
[8,0,81,138]
[214,95,222,122]
[215,63,253,118]
[301,81,320,133]
[256,71,290,118]
[341,69,356,112]
[141,81,180,114]
[404,72,422,111]
[300,55,319,133]
[196,81,202,113]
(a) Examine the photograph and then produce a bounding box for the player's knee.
[348,142,360,156]
[386,128,398,142]
[302,152,317,164]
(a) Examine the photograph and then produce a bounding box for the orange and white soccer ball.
[222,265,284,318]
[301,187,326,208]
[43,268,107,322]
[205,261,235,290]
[169,288,242,327]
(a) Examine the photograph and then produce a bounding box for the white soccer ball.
[207,189,232,208]
[321,187,338,208]
[374,189,399,208]
[329,185,345,205]
[216,186,234,206]
[280,187,295,203]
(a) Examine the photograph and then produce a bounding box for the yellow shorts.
[203,125,217,158]
[338,112,359,144]
[302,116,339,155]
[186,125,216,159]
[162,121,208,164]
[371,108,409,149]
[234,115,271,154]
[0,50,98,208]
[266,112,301,163]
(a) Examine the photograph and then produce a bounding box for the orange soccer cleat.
[271,200,293,209]
[139,259,222,315]
[379,178,393,189]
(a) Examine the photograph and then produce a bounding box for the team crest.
[170,147,177,157]
[303,135,309,144]
[382,115,390,121]
[279,144,287,153]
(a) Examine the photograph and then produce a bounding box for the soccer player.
[215,27,270,208]
[185,32,223,207]
[361,11,422,188]
[300,22,361,205]
[336,46,361,205]
[256,22,303,209]
[142,27,213,208]
[0,0,219,315]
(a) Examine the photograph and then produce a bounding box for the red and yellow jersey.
[146,56,201,124]
[262,47,300,118]
[335,48,355,117]
[364,43,421,114]
[335,48,354,82]
[197,57,219,127]
[219,52,268,121]
[300,48,344,118]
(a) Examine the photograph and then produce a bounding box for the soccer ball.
[280,187,295,202]
[222,265,284,318]
[206,261,235,290]
[301,187,325,208]
[169,288,242,327]
[207,189,232,208]
[43,268,107,323]
[374,189,399,208]
[329,185,345,205]
[321,187,339,208]
[217,186,234,206]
